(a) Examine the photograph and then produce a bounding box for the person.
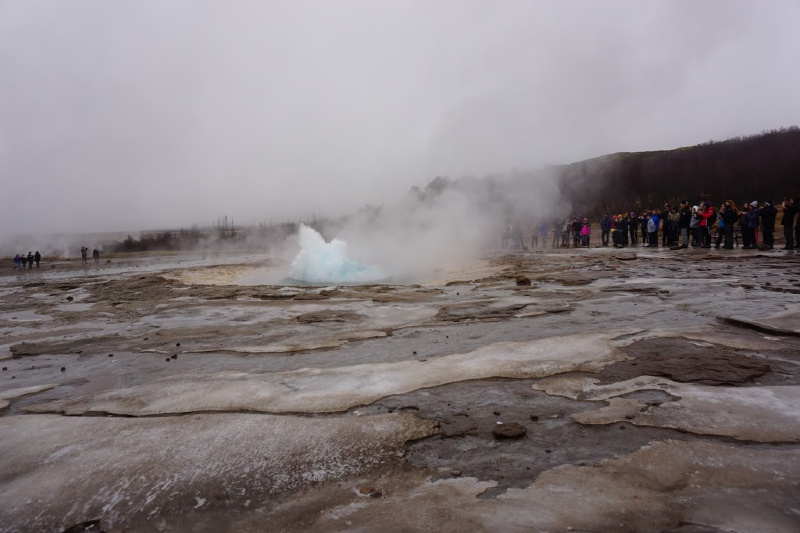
[26,252,33,270]
[600,213,612,246]
[689,206,701,246]
[571,217,582,247]
[698,203,715,248]
[714,205,725,249]
[639,211,648,246]
[721,201,738,249]
[81,246,88,265]
[668,207,680,245]
[580,217,591,247]
[794,198,800,249]
[93,249,100,264]
[538,222,548,248]
[760,201,777,249]
[13,254,21,270]
[34,251,41,268]
[21,254,28,269]
[661,204,671,246]
[619,213,630,247]
[678,201,691,248]
[743,201,760,249]
[649,210,660,247]
[781,198,797,250]
[561,218,571,247]
[629,212,639,246]
[500,224,510,249]
[552,219,561,247]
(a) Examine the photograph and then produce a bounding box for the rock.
[530,415,539,422]
[66,296,74,301]
[451,470,462,476]
[165,358,171,362]
[516,276,531,286]
[171,354,177,359]
[493,410,501,416]
[108,354,113,357]
[176,343,180,347]
[60,367,65,372]
[492,422,527,439]
[355,485,381,497]
[62,519,106,533]
[1,367,6,371]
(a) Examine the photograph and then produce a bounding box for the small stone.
[493,410,501,416]
[1,367,6,371]
[625,414,635,420]
[545,449,551,453]
[11,376,15,379]
[492,422,527,439]
[165,358,171,362]
[413,351,417,355]
[619,425,625,430]
[176,342,181,347]
[60,367,66,372]
[369,491,382,498]
[108,353,113,357]
[171,354,177,359]
[66,296,74,301]
[144,337,149,341]
[516,276,531,286]
[451,470,462,476]
[529,415,539,422]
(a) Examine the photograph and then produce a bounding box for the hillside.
[556,127,800,215]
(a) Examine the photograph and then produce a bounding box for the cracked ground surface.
[1,248,800,532]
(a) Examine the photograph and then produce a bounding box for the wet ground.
[1,246,800,532]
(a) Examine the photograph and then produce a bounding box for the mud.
[2,247,800,532]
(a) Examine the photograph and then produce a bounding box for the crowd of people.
[12,252,41,270]
[503,197,800,251]
[11,246,103,271]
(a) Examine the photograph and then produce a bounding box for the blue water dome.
[289,224,386,283]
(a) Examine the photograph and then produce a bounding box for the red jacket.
[699,207,714,227]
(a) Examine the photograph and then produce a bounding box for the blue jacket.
[600,216,612,231]
[651,214,660,231]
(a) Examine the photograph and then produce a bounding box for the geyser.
[288,225,386,283]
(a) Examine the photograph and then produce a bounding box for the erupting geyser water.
[289,225,386,283]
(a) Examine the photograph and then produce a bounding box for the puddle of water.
[54,303,95,312]
[0,310,49,322]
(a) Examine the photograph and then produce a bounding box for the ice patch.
[289,225,385,283]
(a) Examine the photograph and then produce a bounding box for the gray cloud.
[1,0,799,237]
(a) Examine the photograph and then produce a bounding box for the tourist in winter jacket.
[689,206,701,246]
[600,214,612,246]
[698,203,715,248]
[714,205,726,248]
[760,201,777,249]
[629,213,639,246]
[640,212,648,245]
[649,212,660,247]
[781,198,798,250]
[580,218,591,247]
[743,201,760,249]
[678,201,692,248]
[660,204,671,246]
[620,214,630,247]
[721,201,739,249]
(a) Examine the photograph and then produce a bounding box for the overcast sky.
[2,0,799,235]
